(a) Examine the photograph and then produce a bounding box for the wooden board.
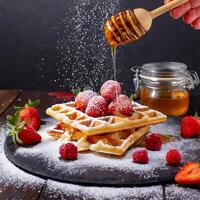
[3,117,200,186]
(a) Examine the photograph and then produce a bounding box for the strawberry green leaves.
[6,112,26,144]
[14,99,40,110]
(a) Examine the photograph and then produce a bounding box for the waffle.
[46,101,166,136]
[48,123,149,155]
[79,126,149,156]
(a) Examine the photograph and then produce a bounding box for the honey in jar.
[132,62,199,116]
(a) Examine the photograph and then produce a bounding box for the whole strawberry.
[85,96,108,117]
[181,115,200,138]
[100,80,121,101]
[108,94,133,116]
[7,112,42,145]
[75,90,97,112]
[14,99,41,130]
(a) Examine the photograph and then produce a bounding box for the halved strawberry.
[181,116,200,138]
[14,99,41,130]
[175,162,200,184]
[7,112,42,145]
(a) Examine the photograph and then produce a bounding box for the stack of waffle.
[46,101,167,156]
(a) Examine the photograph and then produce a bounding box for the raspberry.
[166,149,182,165]
[144,133,162,151]
[59,143,78,160]
[108,94,133,116]
[100,80,121,101]
[132,148,149,164]
[85,96,108,117]
[75,90,97,112]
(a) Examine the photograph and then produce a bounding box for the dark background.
[0,0,199,94]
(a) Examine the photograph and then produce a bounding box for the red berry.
[19,107,41,130]
[108,94,133,116]
[181,116,200,138]
[75,90,97,112]
[18,125,42,145]
[100,80,121,101]
[85,96,108,117]
[59,143,78,160]
[132,148,149,164]
[166,149,182,165]
[144,133,162,151]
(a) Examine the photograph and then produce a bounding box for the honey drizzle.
[111,46,117,81]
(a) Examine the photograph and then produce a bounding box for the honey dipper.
[104,0,188,47]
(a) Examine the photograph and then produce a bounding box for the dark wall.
[0,0,199,94]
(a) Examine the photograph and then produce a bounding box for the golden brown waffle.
[79,126,150,156]
[46,101,166,136]
[48,123,149,155]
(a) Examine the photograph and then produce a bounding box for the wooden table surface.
[0,90,199,200]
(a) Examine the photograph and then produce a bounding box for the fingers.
[191,17,200,29]
[170,2,191,19]
[183,6,200,23]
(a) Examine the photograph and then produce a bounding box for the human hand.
[164,0,200,29]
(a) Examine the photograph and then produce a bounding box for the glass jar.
[131,62,200,116]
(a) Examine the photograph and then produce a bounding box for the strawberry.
[108,94,133,116]
[7,112,42,145]
[181,115,200,138]
[14,99,41,130]
[175,162,200,184]
[85,96,108,117]
[100,80,121,101]
[75,90,97,112]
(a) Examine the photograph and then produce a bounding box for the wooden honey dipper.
[104,0,188,47]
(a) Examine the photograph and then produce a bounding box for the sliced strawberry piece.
[108,94,133,116]
[181,116,200,138]
[85,96,108,117]
[7,112,42,145]
[100,80,121,101]
[75,90,97,112]
[175,162,200,184]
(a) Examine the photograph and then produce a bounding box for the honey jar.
[131,62,200,116]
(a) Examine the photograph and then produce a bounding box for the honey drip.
[111,47,117,80]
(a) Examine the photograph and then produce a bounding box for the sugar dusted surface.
[165,184,200,200]
[44,180,163,200]
[5,118,200,185]
[0,123,44,197]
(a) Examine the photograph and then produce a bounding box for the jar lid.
[131,62,200,90]
[141,62,187,80]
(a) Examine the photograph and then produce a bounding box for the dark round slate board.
[4,118,200,186]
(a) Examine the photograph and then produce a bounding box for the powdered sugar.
[5,118,200,185]
[43,180,163,200]
[165,184,200,200]
[0,125,45,197]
